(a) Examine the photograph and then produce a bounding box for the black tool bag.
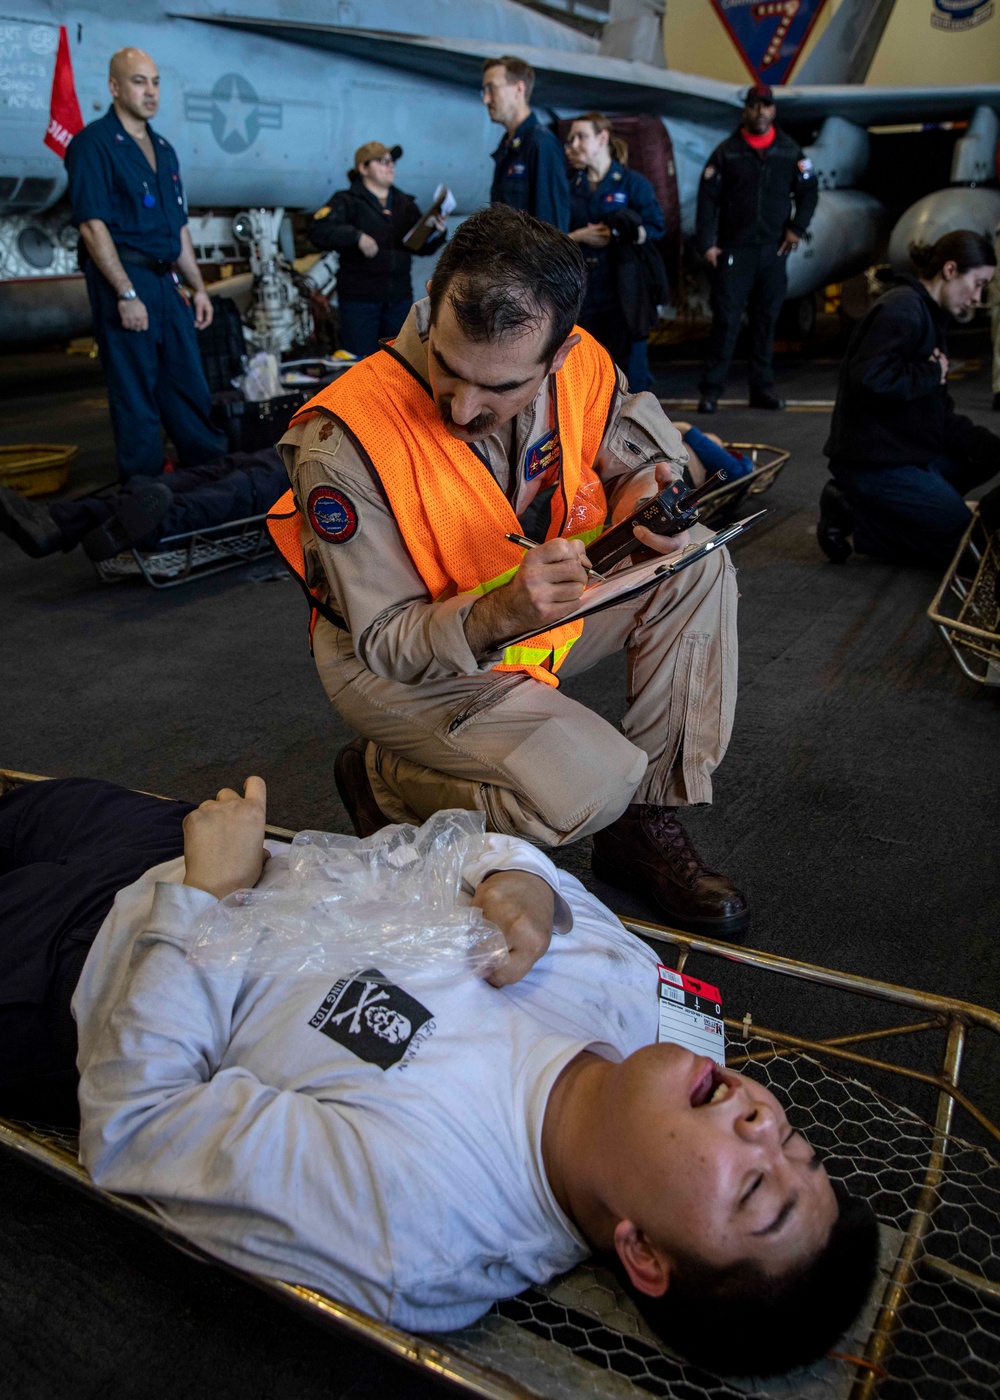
[198,296,248,395]
[210,390,308,453]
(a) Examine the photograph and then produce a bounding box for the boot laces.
[643,807,714,881]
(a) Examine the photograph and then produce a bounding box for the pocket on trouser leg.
[497,717,646,842]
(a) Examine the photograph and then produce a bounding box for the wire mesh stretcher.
[927,505,1000,686]
[2,765,998,1400]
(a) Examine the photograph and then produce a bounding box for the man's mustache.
[436,398,499,439]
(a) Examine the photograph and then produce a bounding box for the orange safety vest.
[268,328,618,687]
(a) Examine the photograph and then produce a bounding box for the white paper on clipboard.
[500,512,766,647]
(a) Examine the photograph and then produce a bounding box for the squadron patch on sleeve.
[703,165,716,180]
[307,484,358,543]
[797,158,814,177]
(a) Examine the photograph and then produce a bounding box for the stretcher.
[2,765,998,1400]
[695,444,790,529]
[927,505,1000,686]
[91,510,277,589]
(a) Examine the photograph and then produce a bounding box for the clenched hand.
[182,776,269,901]
[474,869,555,986]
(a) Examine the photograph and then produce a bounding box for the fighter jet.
[1,0,997,345]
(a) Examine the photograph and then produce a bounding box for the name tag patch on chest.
[604,191,628,205]
[506,162,527,178]
[307,484,358,543]
[524,429,561,481]
[310,969,434,1069]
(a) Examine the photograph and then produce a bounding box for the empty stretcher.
[927,504,1000,686]
[2,766,998,1400]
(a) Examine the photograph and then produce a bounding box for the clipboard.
[500,512,766,647]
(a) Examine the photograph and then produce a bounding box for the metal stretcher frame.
[92,511,274,589]
[693,444,791,528]
[1,765,998,1400]
[926,505,1000,685]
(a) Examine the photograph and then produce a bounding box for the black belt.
[115,245,175,276]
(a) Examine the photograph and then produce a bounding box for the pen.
[505,532,606,582]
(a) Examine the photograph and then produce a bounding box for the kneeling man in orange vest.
[273,205,745,937]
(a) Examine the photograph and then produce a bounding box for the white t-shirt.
[74,836,662,1332]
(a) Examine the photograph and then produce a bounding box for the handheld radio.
[587,470,728,573]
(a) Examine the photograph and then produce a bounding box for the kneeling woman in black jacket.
[309,142,446,359]
[819,230,998,567]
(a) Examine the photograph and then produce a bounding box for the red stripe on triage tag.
[658,965,722,1005]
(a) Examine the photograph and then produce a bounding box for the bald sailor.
[65,48,226,480]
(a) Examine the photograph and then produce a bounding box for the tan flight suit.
[278,300,738,846]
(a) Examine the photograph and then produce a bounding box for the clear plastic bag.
[186,810,508,985]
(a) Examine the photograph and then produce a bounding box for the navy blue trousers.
[337,296,412,359]
[50,448,287,549]
[831,454,998,570]
[0,779,191,1123]
[86,263,227,481]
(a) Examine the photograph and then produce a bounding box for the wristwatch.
[118,288,138,302]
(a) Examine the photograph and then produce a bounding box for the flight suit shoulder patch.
[703,165,716,181]
[313,205,331,220]
[307,484,358,543]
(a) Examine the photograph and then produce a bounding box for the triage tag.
[656,965,725,1065]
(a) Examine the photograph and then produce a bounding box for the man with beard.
[275,205,746,938]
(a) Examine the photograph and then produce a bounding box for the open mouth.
[689,1060,731,1107]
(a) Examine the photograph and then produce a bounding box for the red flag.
[44,25,84,159]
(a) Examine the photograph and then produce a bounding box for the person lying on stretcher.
[0,448,287,563]
[0,775,878,1378]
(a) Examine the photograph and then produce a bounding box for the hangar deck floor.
[1,328,998,1400]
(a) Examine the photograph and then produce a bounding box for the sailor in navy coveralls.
[483,57,569,232]
[65,48,226,480]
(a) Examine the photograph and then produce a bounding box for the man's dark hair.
[428,205,587,366]
[482,55,535,102]
[909,230,997,279]
[606,1184,880,1378]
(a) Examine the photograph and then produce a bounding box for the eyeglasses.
[368,155,395,166]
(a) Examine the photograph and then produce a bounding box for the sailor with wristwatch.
[66,46,226,480]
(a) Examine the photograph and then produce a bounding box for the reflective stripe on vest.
[280,327,618,685]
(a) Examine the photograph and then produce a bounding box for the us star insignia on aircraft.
[183,72,281,153]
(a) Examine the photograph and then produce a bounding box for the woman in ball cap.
[309,141,447,358]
